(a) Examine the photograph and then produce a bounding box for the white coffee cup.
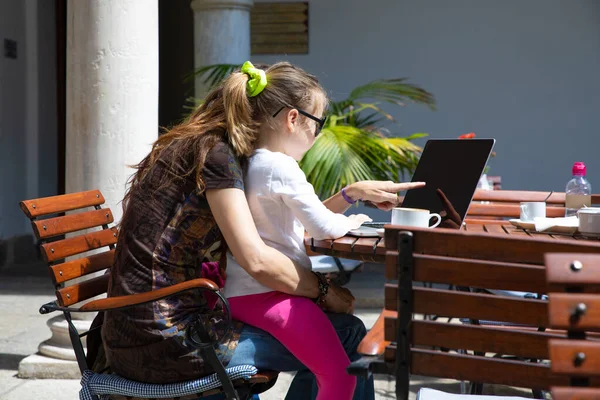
[519,202,546,222]
[391,207,442,228]
[578,207,600,235]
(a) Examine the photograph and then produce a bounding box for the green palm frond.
[343,78,436,110]
[299,125,423,198]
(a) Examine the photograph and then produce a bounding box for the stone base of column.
[18,315,92,379]
[18,353,81,379]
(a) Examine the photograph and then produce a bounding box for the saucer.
[376,228,385,238]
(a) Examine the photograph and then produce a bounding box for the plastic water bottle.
[565,162,592,217]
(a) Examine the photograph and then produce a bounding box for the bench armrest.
[357,309,396,356]
[40,278,219,314]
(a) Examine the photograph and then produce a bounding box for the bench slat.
[385,252,546,292]
[548,294,600,330]
[385,318,558,359]
[32,208,114,240]
[56,274,109,306]
[20,190,105,218]
[40,227,118,262]
[549,339,600,376]
[384,285,548,327]
[50,249,115,284]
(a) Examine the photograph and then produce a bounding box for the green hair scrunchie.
[241,61,267,97]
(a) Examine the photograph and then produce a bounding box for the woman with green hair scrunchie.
[100,61,424,399]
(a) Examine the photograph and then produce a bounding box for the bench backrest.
[383,226,600,399]
[546,253,600,400]
[19,190,116,306]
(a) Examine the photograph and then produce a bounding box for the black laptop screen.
[401,139,495,224]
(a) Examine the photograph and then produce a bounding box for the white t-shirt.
[224,148,354,298]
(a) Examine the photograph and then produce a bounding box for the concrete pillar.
[190,0,253,98]
[18,0,159,379]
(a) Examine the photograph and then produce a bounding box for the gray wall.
[0,0,57,239]
[254,0,600,219]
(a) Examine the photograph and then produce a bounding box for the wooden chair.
[546,253,600,399]
[19,190,277,400]
[349,226,600,399]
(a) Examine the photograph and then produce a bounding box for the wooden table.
[305,221,600,263]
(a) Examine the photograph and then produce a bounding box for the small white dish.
[376,228,385,238]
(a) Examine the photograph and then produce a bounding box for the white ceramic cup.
[578,207,600,235]
[519,202,546,222]
[391,207,442,228]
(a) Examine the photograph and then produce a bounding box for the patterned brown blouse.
[101,141,245,384]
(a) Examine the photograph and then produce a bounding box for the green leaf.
[299,125,425,198]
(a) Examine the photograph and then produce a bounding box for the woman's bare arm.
[206,187,319,298]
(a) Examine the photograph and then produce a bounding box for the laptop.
[349,138,496,236]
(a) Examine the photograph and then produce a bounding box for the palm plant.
[188,64,436,198]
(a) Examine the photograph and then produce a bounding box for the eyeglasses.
[273,106,327,137]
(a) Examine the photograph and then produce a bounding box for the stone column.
[190,0,253,98]
[18,0,159,379]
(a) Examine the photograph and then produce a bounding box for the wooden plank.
[352,237,379,255]
[375,238,386,255]
[56,274,109,306]
[467,203,565,218]
[549,339,600,376]
[546,253,600,290]
[384,319,560,359]
[548,294,600,330]
[252,43,308,55]
[310,237,333,252]
[50,249,115,284]
[78,278,219,312]
[40,227,118,262]
[484,223,509,234]
[251,13,307,24]
[252,2,308,13]
[251,33,308,44]
[357,309,395,356]
[384,252,547,292]
[472,190,566,204]
[20,190,104,218]
[551,387,600,400]
[331,236,358,253]
[384,286,548,327]
[32,208,114,240]
[251,23,307,34]
[384,226,600,265]
[410,349,566,390]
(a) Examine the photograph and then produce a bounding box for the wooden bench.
[468,190,600,220]
[350,225,600,399]
[546,253,600,399]
[19,190,277,400]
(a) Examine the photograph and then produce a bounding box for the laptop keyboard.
[361,222,386,229]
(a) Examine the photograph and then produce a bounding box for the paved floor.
[0,262,536,399]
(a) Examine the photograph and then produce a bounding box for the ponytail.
[222,72,257,157]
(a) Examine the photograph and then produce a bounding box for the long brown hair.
[122,62,327,213]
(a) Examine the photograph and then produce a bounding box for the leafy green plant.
[188,64,436,198]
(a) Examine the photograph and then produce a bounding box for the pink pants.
[228,291,356,400]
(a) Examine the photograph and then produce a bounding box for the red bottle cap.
[573,162,586,176]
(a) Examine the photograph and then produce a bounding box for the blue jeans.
[227,312,375,400]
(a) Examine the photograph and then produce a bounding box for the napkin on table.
[533,216,578,232]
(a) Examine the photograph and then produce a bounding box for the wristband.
[341,186,357,204]
[312,271,330,307]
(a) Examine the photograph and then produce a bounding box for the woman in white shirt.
[223,61,423,400]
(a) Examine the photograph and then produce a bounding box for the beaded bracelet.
[312,271,330,307]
